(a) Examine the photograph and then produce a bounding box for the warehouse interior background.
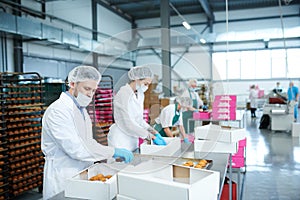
[0,0,299,105]
[0,0,300,200]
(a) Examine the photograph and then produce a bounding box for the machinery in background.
[262,90,294,131]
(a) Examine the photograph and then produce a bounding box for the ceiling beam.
[96,0,133,22]
[197,0,214,21]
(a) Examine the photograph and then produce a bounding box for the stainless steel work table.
[50,143,230,200]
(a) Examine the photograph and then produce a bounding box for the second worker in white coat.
[108,66,166,152]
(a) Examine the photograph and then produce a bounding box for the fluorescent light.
[182,21,191,30]
[200,38,206,44]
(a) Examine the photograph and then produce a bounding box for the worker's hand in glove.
[153,133,167,146]
[183,137,191,144]
[113,148,134,163]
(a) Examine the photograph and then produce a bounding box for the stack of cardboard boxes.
[144,83,160,125]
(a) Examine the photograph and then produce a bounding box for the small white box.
[194,140,238,154]
[65,163,125,200]
[118,160,220,200]
[195,124,246,143]
[117,194,136,200]
[140,137,181,156]
[292,123,300,137]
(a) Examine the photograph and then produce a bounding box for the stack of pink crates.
[231,137,246,168]
[143,109,150,123]
[212,95,237,120]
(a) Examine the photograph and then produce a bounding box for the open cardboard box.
[140,137,181,156]
[195,124,246,143]
[117,160,220,200]
[194,140,238,154]
[65,163,126,200]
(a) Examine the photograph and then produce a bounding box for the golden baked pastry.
[89,173,112,182]
[182,160,194,167]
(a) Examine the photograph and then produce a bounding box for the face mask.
[75,92,93,107]
[140,84,148,93]
[136,82,148,93]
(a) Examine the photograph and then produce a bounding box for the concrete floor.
[14,111,300,200]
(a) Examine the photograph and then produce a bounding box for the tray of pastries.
[174,158,213,170]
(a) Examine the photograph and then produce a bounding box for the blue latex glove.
[113,148,134,163]
[153,133,167,146]
[183,137,191,144]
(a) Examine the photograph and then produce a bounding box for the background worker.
[249,84,258,118]
[181,79,204,132]
[108,66,166,152]
[41,66,133,199]
[287,81,299,122]
[154,97,192,143]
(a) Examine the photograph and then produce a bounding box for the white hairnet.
[128,66,153,80]
[176,96,193,107]
[188,79,197,87]
[68,65,101,84]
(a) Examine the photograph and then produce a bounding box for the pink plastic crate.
[231,156,245,168]
[258,90,264,98]
[213,101,237,108]
[238,138,247,147]
[193,111,211,119]
[233,147,244,157]
[214,95,237,102]
[212,106,236,113]
[212,111,236,120]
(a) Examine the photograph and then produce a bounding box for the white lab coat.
[41,92,114,199]
[155,104,183,127]
[108,84,151,151]
[249,88,258,108]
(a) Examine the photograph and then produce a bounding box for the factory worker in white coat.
[41,66,133,199]
[108,66,166,152]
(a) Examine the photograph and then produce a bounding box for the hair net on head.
[188,79,197,87]
[175,96,193,108]
[128,66,153,80]
[68,65,101,84]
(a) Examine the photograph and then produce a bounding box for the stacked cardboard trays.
[117,160,220,200]
[194,124,246,154]
[140,137,181,156]
[65,163,127,200]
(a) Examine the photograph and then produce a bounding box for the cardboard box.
[140,137,181,156]
[117,194,136,200]
[292,123,300,137]
[160,98,170,107]
[194,124,246,143]
[118,160,220,200]
[65,163,125,200]
[194,140,238,154]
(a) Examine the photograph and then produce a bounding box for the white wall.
[98,6,132,42]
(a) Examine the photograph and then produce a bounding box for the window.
[255,50,271,79]
[287,49,299,78]
[271,49,286,78]
[212,48,300,80]
[241,51,255,79]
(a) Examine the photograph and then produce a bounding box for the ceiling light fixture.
[199,38,206,44]
[170,3,207,44]
[182,21,191,30]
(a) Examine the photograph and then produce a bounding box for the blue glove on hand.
[153,133,167,146]
[113,148,134,163]
[183,137,190,144]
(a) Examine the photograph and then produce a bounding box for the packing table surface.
[50,143,229,200]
